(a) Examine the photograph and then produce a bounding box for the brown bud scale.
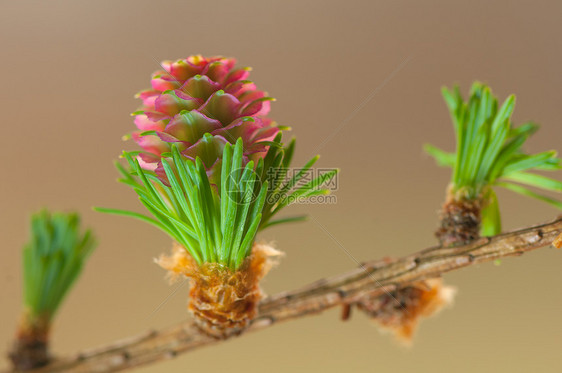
[9,315,50,370]
[436,192,482,247]
[157,243,281,339]
[357,279,455,343]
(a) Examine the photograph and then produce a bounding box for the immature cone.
[436,187,482,247]
[157,243,281,338]
[357,279,456,343]
[132,55,279,184]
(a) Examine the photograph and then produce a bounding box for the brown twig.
[6,217,561,373]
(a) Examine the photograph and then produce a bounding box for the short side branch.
[10,217,562,373]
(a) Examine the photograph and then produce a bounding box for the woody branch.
[6,216,561,373]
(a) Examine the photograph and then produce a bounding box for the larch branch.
[6,217,562,373]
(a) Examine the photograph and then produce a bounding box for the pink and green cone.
[131,55,280,184]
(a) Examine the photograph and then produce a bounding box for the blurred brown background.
[1,1,561,372]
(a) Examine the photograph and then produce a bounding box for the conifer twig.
[6,216,561,373]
